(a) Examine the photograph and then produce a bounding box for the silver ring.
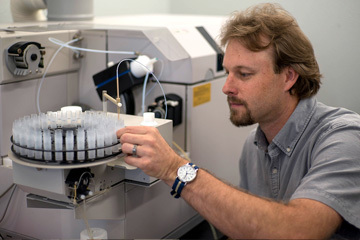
[132,144,137,157]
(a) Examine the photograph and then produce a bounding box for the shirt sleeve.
[290,119,360,230]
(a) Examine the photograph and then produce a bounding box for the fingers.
[121,142,142,157]
[116,126,153,138]
[118,126,159,145]
[116,125,188,182]
[131,144,138,157]
[120,140,158,175]
[122,149,143,168]
[117,126,159,156]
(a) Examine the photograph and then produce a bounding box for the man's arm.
[177,168,342,239]
[117,126,343,239]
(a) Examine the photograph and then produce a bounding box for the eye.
[237,71,253,79]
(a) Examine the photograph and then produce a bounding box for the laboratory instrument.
[0,13,255,239]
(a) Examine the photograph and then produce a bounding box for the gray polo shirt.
[239,97,360,238]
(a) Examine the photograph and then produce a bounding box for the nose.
[222,73,237,96]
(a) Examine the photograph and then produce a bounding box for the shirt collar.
[254,97,317,156]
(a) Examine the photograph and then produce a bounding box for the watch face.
[178,164,197,182]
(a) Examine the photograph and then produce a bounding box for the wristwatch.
[171,162,199,198]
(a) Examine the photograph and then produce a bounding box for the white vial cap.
[61,106,82,114]
[141,112,158,126]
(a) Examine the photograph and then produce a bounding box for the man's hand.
[116,126,187,183]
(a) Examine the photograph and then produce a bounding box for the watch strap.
[170,177,184,198]
[171,163,199,198]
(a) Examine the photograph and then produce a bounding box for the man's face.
[222,39,287,127]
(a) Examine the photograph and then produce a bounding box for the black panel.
[196,26,224,72]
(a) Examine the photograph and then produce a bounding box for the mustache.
[227,96,246,105]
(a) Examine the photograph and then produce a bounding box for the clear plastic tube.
[37,37,137,114]
[43,129,52,161]
[77,128,85,161]
[66,130,74,161]
[40,37,168,123]
[55,129,63,161]
[40,113,47,130]
[27,128,35,158]
[19,126,27,156]
[36,38,80,114]
[116,58,168,118]
[96,129,104,158]
[141,72,150,114]
[34,129,43,160]
[12,120,20,154]
[104,128,112,156]
[48,37,136,55]
[86,129,96,159]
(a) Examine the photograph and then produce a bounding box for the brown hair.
[220,3,322,99]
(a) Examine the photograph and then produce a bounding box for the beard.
[227,96,255,127]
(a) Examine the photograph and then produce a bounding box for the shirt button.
[286,147,291,152]
[272,168,278,174]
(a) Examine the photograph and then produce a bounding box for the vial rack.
[11,108,124,165]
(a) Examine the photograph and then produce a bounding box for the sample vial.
[87,129,96,159]
[43,129,52,161]
[55,129,63,161]
[77,128,85,161]
[66,130,74,161]
[34,129,43,160]
[96,129,104,158]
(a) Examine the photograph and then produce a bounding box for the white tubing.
[36,38,80,114]
[141,72,150,115]
[116,58,168,119]
[48,38,136,55]
[37,37,137,114]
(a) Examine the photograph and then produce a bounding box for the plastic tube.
[66,130,74,161]
[104,128,112,156]
[43,129,52,161]
[12,120,20,154]
[40,113,47,130]
[36,36,137,114]
[142,59,164,99]
[41,37,167,122]
[77,128,85,161]
[48,37,136,55]
[141,72,150,114]
[34,129,42,160]
[116,58,168,118]
[55,129,63,161]
[19,126,27,156]
[96,129,104,158]
[36,38,80,114]
[113,118,124,153]
[27,128,35,158]
[86,129,95,159]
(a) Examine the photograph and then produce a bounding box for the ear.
[283,66,299,92]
